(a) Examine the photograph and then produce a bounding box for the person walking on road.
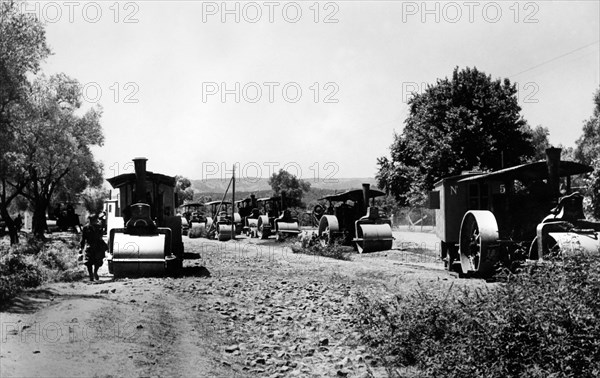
[80,214,108,282]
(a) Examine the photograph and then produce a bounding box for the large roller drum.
[547,232,600,256]
[246,218,259,237]
[354,223,393,253]
[318,215,340,246]
[217,224,233,241]
[188,222,206,238]
[111,232,167,277]
[459,210,499,276]
[233,213,243,235]
[275,220,300,240]
[257,215,271,239]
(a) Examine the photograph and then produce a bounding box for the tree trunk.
[0,207,19,245]
[32,201,49,239]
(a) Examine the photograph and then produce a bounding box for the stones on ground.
[181,242,378,377]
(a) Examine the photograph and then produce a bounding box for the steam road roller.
[429,147,600,278]
[179,202,207,237]
[255,192,301,240]
[106,158,184,277]
[205,201,239,241]
[236,195,259,236]
[318,184,393,253]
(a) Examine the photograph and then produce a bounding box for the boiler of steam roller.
[106,158,184,277]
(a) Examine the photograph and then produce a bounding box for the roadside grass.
[0,233,86,303]
[352,253,600,378]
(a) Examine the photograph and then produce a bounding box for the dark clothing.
[80,223,107,268]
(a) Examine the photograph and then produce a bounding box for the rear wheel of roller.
[318,215,339,247]
[459,210,499,277]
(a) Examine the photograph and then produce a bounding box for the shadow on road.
[1,288,107,314]
[181,265,211,278]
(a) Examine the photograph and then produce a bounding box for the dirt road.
[1,230,478,377]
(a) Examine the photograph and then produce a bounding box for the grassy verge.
[353,253,600,377]
[0,234,86,303]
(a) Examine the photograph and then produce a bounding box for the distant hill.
[190,177,378,195]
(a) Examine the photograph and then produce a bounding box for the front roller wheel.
[355,223,393,253]
[459,210,499,277]
[257,216,271,239]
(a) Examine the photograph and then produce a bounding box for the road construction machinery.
[235,195,259,236]
[178,202,206,236]
[106,158,184,277]
[255,192,301,240]
[318,184,393,253]
[204,200,240,241]
[429,147,600,277]
[53,202,82,233]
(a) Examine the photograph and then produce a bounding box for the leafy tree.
[6,74,104,239]
[80,187,110,215]
[175,175,194,207]
[0,0,51,244]
[377,67,536,206]
[575,87,600,219]
[526,125,551,161]
[268,169,311,208]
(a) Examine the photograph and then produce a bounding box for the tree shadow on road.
[1,288,107,314]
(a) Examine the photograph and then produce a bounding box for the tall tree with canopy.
[268,169,311,208]
[575,87,600,219]
[175,175,194,207]
[7,74,104,239]
[377,67,536,206]
[0,0,51,243]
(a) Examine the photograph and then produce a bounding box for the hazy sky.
[32,0,599,182]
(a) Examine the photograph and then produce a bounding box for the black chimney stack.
[280,191,287,211]
[133,157,148,203]
[546,147,561,200]
[362,183,370,215]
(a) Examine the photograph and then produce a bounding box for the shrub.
[0,252,44,303]
[291,232,352,261]
[353,253,600,377]
[0,234,85,303]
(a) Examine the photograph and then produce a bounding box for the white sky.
[31,0,600,182]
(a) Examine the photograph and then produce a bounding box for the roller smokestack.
[133,157,148,203]
[546,147,561,200]
[362,183,370,215]
[281,191,287,211]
